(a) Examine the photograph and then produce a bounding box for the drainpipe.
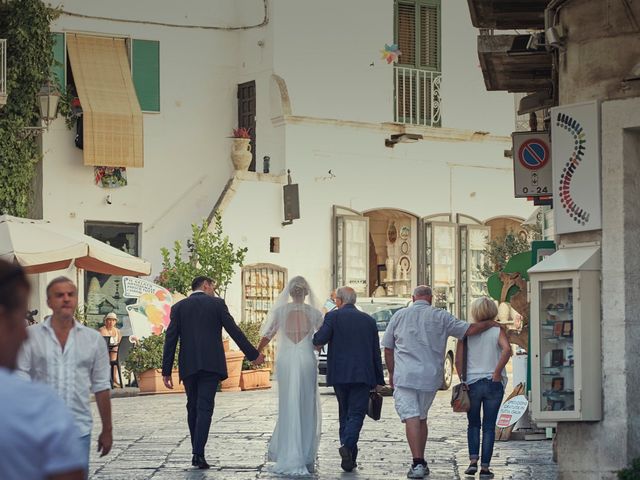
[544,0,576,106]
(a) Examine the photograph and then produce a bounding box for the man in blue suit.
[313,286,384,472]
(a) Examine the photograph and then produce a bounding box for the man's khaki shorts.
[393,386,437,422]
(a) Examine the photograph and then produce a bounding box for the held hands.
[97,429,113,457]
[162,375,174,390]
[252,353,265,366]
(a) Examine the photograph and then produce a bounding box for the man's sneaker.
[338,446,355,472]
[407,463,429,478]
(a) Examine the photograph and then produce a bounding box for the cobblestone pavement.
[89,384,556,480]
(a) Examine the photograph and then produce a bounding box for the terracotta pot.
[137,369,184,395]
[220,350,244,392]
[231,138,252,170]
[240,368,272,391]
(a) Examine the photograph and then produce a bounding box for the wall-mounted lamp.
[385,133,423,148]
[22,80,60,138]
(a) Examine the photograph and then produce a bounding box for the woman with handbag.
[455,297,512,478]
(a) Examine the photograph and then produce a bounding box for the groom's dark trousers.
[313,303,385,462]
[162,291,259,457]
[183,371,220,456]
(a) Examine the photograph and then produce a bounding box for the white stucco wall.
[220,119,533,318]
[33,1,532,319]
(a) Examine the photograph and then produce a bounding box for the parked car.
[317,297,458,390]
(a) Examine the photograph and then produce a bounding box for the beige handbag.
[451,337,470,413]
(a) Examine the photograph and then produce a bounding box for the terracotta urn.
[231,138,252,170]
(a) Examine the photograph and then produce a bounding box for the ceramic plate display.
[387,223,398,244]
[400,225,410,239]
[400,241,409,254]
[399,255,411,272]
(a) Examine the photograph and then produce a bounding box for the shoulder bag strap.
[462,336,468,383]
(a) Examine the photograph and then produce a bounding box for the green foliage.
[481,224,542,279]
[124,332,178,375]
[239,320,263,370]
[0,0,59,216]
[156,214,248,297]
[618,458,640,480]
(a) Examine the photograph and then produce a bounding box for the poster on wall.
[122,276,175,340]
[551,101,602,234]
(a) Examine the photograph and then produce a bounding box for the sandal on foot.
[464,463,478,475]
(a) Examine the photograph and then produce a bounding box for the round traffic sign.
[518,139,549,170]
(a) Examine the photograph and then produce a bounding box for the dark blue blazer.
[162,292,259,380]
[313,304,385,387]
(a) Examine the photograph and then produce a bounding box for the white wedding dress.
[264,301,323,476]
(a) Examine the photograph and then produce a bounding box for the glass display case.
[529,245,601,422]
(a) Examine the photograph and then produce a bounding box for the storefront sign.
[551,101,602,234]
[122,276,173,339]
[512,131,552,198]
[496,395,529,428]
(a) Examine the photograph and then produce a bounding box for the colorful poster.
[551,101,602,234]
[122,276,172,339]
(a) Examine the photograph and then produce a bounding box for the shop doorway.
[333,206,497,318]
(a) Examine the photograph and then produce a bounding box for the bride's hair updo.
[288,276,310,299]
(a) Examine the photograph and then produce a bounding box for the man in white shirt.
[18,277,113,473]
[382,285,500,479]
[0,260,85,480]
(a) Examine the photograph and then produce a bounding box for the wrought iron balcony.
[394,66,441,127]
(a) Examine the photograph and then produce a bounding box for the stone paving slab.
[89,384,556,479]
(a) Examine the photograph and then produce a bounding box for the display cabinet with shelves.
[529,245,601,422]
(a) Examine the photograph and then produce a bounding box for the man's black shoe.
[193,454,210,469]
[339,446,355,472]
[191,454,197,466]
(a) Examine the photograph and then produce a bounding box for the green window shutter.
[396,2,416,66]
[132,39,160,112]
[51,32,65,90]
[419,3,440,70]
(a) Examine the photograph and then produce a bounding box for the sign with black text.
[512,131,552,198]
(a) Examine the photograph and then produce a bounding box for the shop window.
[84,221,140,333]
[242,264,287,323]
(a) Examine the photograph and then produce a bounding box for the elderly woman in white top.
[455,297,512,479]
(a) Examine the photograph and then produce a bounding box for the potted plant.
[230,127,253,171]
[238,319,271,391]
[124,333,184,394]
[156,214,248,391]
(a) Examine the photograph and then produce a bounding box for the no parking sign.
[512,131,552,198]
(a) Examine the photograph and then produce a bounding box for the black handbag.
[367,391,383,420]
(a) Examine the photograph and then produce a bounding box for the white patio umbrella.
[0,215,151,276]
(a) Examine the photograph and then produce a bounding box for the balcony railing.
[394,66,441,127]
[0,39,6,106]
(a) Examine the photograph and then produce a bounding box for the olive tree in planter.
[124,333,183,394]
[156,214,247,298]
[238,319,271,391]
[155,214,248,391]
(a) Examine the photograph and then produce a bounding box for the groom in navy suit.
[313,286,385,472]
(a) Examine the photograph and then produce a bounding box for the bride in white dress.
[257,276,324,476]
